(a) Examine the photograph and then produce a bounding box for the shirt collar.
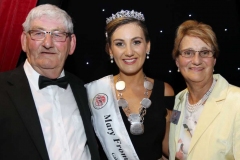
[23,59,65,90]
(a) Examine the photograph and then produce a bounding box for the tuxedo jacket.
[169,74,240,160]
[0,65,100,160]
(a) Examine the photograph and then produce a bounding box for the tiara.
[106,10,145,24]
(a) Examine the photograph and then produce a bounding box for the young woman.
[85,10,175,160]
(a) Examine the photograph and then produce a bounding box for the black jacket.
[0,65,100,160]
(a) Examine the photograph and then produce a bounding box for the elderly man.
[0,4,100,160]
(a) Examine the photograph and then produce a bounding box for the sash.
[84,75,139,160]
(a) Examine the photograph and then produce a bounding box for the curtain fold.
[0,0,37,72]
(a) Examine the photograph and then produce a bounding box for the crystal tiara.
[106,10,145,24]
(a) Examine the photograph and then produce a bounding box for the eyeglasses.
[28,30,72,42]
[179,49,214,58]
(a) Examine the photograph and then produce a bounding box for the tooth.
[125,59,134,62]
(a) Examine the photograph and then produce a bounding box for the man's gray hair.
[22,4,74,33]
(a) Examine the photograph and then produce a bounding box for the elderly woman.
[169,20,240,160]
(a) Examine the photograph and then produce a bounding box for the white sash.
[84,75,139,160]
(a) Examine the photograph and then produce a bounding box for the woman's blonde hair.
[172,20,219,59]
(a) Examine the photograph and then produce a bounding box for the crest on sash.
[92,93,108,109]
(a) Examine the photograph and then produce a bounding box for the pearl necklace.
[115,75,153,135]
[186,79,216,113]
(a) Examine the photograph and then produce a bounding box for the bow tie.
[38,75,68,89]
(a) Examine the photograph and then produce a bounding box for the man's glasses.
[179,49,214,58]
[28,30,72,42]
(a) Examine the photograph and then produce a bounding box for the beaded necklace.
[115,75,153,135]
[186,79,216,113]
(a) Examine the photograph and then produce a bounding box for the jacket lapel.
[66,73,90,121]
[174,91,187,147]
[7,66,49,160]
[67,73,100,160]
[188,75,227,154]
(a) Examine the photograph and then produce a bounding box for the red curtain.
[0,0,37,72]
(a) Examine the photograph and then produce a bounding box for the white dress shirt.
[24,60,91,160]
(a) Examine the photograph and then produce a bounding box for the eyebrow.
[112,36,144,42]
[132,37,144,40]
[182,47,211,50]
[30,27,66,32]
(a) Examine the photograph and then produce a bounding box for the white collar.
[23,59,65,90]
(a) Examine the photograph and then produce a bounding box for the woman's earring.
[110,55,114,63]
[146,52,150,59]
[177,68,180,72]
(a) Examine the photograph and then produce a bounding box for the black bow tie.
[38,75,68,89]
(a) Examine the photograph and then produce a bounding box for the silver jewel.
[116,81,125,90]
[144,80,153,90]
[140,98,151,108]
[130,122,144,135]
[128,113,141,121]
[110,55,114,63]
[128,113,144,135]
[118,98,128,108]
[146,52,150,59]
[105,32,108,38]
[115,74,152,135]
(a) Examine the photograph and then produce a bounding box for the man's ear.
[21,32,27,52]
[69,34,76,55]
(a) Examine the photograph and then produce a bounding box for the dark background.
[19,0,240,94]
